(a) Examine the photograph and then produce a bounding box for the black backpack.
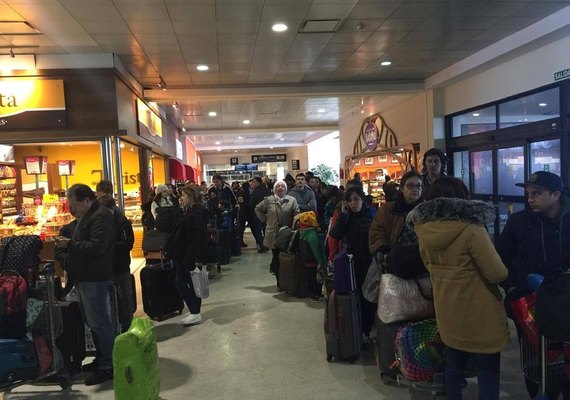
[162,220,187,262]
[155,206,183,232]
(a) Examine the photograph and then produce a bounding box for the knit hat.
[156,184,169,195]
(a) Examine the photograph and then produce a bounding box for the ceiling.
[1,0,570,153]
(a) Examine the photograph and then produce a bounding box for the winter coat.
[288,186,317,212]
[151,196,174,219]
[408,198,509,354]
[496,193,570,299]
[330,207,373,287]
[181,204,210,267]
[111,206,135,275]
[368,197,420,254]
[299,227,325,267]
[255,195,300,249]
[207,182,237,213]
[250,185,271,212]
[65,200,115,283]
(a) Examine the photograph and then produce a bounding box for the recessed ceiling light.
[238,136,244,139]
[215,141,220,145]
[217,148,221,152]
[380,61,392,66]
[208,111,217,117]
[539,103,547,107]
[234,150,238,153]
[472,113,480,117]
[196,65,209,71]
[181,127,186,132]
[280,138,285,141]
[242,120,250,124]
[270,147,274,149]
[272,23,288,32]
[317,108,326,113]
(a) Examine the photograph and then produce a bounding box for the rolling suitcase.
[0,338,38,386]
[278,252,308,298]
[140,259,184,321]
[114,318,160,400]
[55,301,86,375]
[324,290,362,363]
[216,230,231,265]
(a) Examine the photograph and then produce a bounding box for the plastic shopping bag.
[190,266,209,299]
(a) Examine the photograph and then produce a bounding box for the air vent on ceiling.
[300,19,341,33]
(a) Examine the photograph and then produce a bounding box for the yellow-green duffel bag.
[113,317,160,400]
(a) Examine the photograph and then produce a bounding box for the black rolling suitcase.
[55,301,86,375]
[324,290,362,363]
[278,252,308,298]
[140,258,184,321]
[375,314,404,379]
[216,230,231,265]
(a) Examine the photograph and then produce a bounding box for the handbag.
[377,273,434,324]
[361,253,382,303]
[385,243,427,280]
[274,226,299,253]
[190,266,209,299]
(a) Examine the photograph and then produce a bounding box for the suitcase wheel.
[326,354,333,362]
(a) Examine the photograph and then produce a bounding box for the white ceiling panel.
[0,0,566,152]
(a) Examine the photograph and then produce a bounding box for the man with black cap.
[497,171,570,399]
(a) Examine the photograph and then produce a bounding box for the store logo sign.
[364,122,378,151]
[0,79,66,129]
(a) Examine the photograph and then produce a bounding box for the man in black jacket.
[496,171,570,399]
[56,184,116,385]
[249,177,270,252]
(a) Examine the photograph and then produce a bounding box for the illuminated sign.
[137,99,163,146]
[0,79,66,130]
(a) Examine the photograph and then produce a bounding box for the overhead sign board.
[252,154,286,163]
[554,68,570,81]
[0,79,66,130]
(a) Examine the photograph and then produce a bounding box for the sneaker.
[82,360,98,372]
[84,369,113,386]
[180,313,202,326]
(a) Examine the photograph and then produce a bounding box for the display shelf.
[0,164,19,223]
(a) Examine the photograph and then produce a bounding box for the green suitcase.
[113,318,160,400]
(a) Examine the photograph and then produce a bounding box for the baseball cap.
[156,184,169,195]
[515,171,564,192]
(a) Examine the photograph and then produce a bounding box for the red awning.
[169,159,186,181]
[184,165,195,181]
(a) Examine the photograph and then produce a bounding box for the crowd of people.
[51,148,570,398]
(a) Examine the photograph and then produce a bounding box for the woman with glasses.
[329,186,375,345]
[368,170,424,379]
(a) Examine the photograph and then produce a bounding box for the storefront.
[0,69,178,260]
[344,114,420,204]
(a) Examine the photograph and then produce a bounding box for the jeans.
[113,272,134,333]
[174,261,202,314]
[76,281,118,371]
[445,346,500,400]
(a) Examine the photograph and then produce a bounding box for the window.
[499,88,559,129]
[451,105,496,137]
[530,139,560,176]
[452,151,470,189]
[497,147,524,196]
[470,150,493,195]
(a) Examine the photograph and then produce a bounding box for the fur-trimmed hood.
[407,198,495,250]
[407,198,495,227]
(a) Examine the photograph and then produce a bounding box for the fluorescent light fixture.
[242,119,250,124]
[380,61,391,66]
[270,147,274,149]
[237,136,244,139]
[196,65,209,71]
[208,111,217,117]
[272,23,288,32]
[539,103,547,107]
[280,138,284,141]
[234,150,238,153]
[317,108,326,113]
[215,141,220,145]
[472,113,480,117]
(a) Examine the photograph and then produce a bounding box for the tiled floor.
[2,234,529,399]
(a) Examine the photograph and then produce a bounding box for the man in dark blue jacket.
[496,171,570,399]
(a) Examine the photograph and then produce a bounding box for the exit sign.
[554,68,570,81]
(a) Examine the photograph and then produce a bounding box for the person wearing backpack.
[174,186,209,326]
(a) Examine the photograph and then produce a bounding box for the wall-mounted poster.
[137,99,163,146]
[378,154,388,162]
[392,152,403,163]
[364,157,374,165]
